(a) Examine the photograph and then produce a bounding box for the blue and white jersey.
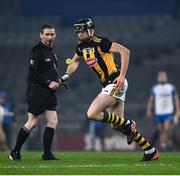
[151,83,176,115]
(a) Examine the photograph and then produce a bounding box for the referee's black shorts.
[26,84,57,116]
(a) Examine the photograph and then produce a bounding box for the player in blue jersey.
[147,70,180,150]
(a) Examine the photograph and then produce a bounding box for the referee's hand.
[49,81,59,89]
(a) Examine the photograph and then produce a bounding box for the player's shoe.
[42,153,59,160]
[9,150,21,161]
[125,120,135,145]
[141,149,160,161]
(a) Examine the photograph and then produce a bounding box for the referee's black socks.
[43,127,55,156]
[13,126,31,152]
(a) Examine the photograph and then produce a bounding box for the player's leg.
[107,101,124,118]
[154,115,166,151]
[87,92,135,146]
[42,110,58,160]
[156,121,166,150]
[109,102,159,161]
[158,114,173,150]
[164,120,172,150]
[9,113,38,160]
[0,110,8,151]
[160,120,171,151]
[0,123,8,151]
[87,93,132,127]
[106,101,135,144]
[87,92,115,119]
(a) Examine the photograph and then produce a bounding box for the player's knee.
[47,117,58,128]
[25,117,38,130]
[164,123,170,131]
[87,110,97,120]
[0,131,6,142]
[31,119,38,129]
[164,126,170,133]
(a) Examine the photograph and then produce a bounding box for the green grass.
[0,151,180,175]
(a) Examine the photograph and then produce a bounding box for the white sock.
[145,147,155,154]
[125,120,130,125]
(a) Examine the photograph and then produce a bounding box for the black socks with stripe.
[13,126,31,152]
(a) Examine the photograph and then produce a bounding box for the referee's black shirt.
[27,42,59,87]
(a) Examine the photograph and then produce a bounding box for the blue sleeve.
[172,85,177,96]
[4,102,13,110]
[150,87,155,96]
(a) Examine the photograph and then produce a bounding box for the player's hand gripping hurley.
[53,59,71,91]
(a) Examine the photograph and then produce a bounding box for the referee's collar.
[39,41,53,49]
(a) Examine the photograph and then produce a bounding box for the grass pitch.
[0,151,180,175]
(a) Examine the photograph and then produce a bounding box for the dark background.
[0,0,180,151]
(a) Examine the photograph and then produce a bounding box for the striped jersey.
[76,35,119,86]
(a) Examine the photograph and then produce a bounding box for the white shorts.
[101,79,128,101]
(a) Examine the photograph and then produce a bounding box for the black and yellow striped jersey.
[76,35,119,87]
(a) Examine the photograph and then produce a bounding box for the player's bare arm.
[146,95,154,118]
[66,53,81,76]
[60,53,81,82]
[174,94,180,118]
[110,42,130,89]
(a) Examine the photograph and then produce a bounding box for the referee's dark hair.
[41,24,55,34]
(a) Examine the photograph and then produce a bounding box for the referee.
[9,24,60,160]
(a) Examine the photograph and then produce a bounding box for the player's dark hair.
[158,70,167,75]
[41,24,54,34]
